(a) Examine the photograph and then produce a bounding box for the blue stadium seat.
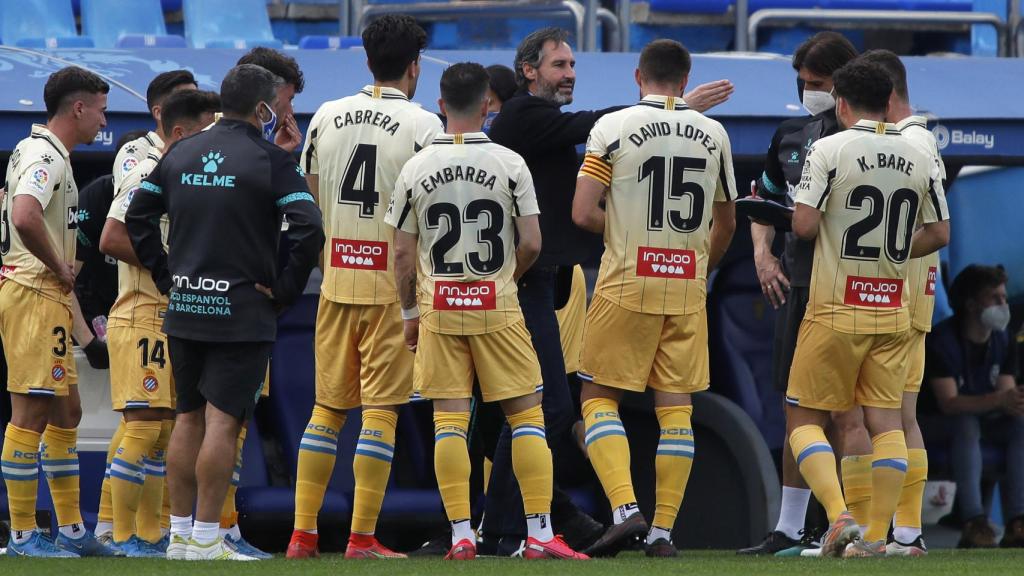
[15,37,96,49]
[298,35,362,49]
[649,0,733,14]
[707,259,785,452]
[0,0,93,47]
[205,39,285,49]
[183,0,280,48]
[748,0,973,9]
[116,34,188,48]
[81,0,169,48]
[264,295,355,519]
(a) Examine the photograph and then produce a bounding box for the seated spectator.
[925,264,1024,549]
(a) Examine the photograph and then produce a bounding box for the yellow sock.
[483,458,492,495]
[160,420,173,533]
[161,480,170,532]
[110,420,161,542]
[41,424,82,527]
[894,448,928,537]
[653,405,694,530]
[98,418,126,528]
[2,424,42,532]
[137,419,172,543]
[790,425,846,523]
[507,405,552,515]
[865,430,908,542]
[841,455,872,528]
[294,405,345,531]
[433,411,471,521]
[352,409,398,534]
[582,398,635,510]
[220,427,246,529]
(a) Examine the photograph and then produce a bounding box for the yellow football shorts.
[108,323,175,410]
[904,327,927,394]
[413,320,542,402]
[314,297,413,409]
[0,280,77,396]
[578,295,709,394]
[555,264,586,374]
[786,320,913,411]
[261,361,270,398]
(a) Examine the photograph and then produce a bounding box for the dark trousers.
[481,267,583,537]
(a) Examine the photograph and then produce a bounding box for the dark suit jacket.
[489,91,622,269]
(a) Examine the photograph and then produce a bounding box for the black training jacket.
[126,118,324,343]
[756,109,839,288]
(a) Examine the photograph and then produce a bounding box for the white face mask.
[803,89,836,116]
[980,303,1011,332]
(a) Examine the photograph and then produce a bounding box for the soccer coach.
[486,28,733,554]
[126,64,324,560]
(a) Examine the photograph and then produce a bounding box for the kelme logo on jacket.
[181,151,235,187]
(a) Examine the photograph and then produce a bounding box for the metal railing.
[354,0,617,52]
[747,9,1008,56]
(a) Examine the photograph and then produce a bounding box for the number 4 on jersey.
[339,143,378,217]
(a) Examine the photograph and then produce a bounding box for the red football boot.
[345,534,406,559]
[286,530,319,559]
[523,535,590,560]
[445,538,476,560]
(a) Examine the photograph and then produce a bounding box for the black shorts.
[771,286,810,392]
[168,337,272,421]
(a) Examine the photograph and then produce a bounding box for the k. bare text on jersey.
[627,121,719,154]
[856,153,915,176]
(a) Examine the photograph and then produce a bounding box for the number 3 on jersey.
[339,143,378,217]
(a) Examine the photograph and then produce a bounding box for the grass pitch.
[1,550,1022,576]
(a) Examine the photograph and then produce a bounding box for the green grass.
[2,550,1023,576]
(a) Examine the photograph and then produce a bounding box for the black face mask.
[797,77,806,103]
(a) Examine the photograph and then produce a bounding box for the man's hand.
[755,252,790,309]
[55,262,75,294]
[1001,387,1024,416]
[684,80,734,113]
[403,317,420,352]
[274,114,302,152]
[82,338,109,370]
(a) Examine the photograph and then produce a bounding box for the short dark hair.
[832,60,892,115]
[514,27,569,87]
[639,39,691,85]
[160,90,221,139]
[792,31,858,78]
[43,66,110,119]
[859,49,909,101]
[116,129,149,152]
[362,15,428,82]
[220,64,281,118]
[441,63,490,116]
[486,64,517,104]
[145,70,196,112]
[950,264,1009,315]
[237,47,304,93]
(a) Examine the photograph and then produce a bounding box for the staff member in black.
[739,31,857,556]
[486,27,733,556]
[126,64,323,561]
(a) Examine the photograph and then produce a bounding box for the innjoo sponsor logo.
[844,275,903,308]
[636,247,696,279]
[925,266,937,296]
[331,238,387,271]
[434,281,496,310]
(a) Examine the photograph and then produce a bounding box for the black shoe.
[559,511,605,552]
[408,531,453,557]
[582,513,648,558]
[736,530,799,555]
[644,538,677,558]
